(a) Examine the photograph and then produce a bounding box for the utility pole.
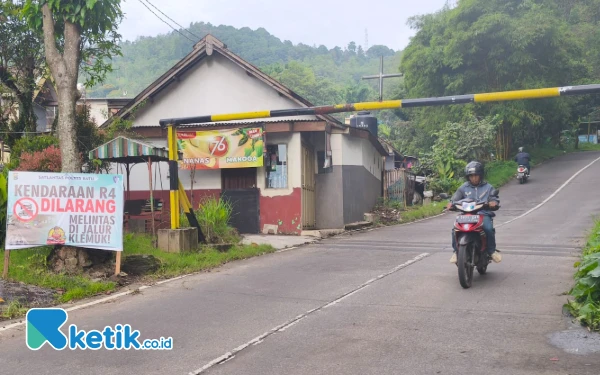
[361,56,403,102]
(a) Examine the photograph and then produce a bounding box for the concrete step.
[301,229,345,238]
[344,221,373,231]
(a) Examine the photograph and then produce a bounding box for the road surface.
[2,151,600,375]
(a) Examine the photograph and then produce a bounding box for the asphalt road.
[2,151,600,375]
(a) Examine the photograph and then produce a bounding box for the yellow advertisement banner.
[177,127,264,169]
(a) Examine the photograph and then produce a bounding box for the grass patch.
[181,196,241,244]
[398,201,448,224]
[0,247,116,304]
[485,160,517,187]
[0,233,276,314]
[121,233,276,279]
[528,143,600,163]
[578,143,600,152]
[565,219,600,332]
[1,300,28,319]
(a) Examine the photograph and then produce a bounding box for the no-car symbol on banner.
[13,197,39,222]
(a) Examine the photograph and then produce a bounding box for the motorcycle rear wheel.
[458,244,473,289]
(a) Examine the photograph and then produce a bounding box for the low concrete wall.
[342,165,382,224]
[315,166,344,229]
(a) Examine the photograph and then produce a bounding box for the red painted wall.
[260,188,302,235]
[125,189,220,230]
[126,188,302,235]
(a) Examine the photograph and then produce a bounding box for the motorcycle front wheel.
[458,244,473,289]
[477,253,488,275]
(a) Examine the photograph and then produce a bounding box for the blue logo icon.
[26,308,68,350]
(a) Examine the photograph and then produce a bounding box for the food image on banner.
[4,172,124,251]
[177,127,264,170]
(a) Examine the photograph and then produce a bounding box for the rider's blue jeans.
[452,215,496,255]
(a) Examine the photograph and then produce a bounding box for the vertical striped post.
[167,125,180,229]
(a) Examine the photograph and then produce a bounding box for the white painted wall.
[385,155,395,170]
[362,138,384,179]
[85,101,109,125]
[341,136,363,166]
[131,53,317,126]
[331,134,344,166]
[258,132,301,197]
[334,135,383,181]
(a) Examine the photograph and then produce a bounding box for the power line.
[137,0,196,43]
[142,0,202,41]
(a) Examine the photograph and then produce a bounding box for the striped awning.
[89,136,169,163]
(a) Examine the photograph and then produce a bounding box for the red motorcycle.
[440,191,500,289]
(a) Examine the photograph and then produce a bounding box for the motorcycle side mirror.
[491,189,499,196]
[439,193,449,200]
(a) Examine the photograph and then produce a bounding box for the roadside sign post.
[3,171,125,277]
[2,250,9,279]
[115,252,121,275]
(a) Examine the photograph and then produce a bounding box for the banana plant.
[436,160,454,179]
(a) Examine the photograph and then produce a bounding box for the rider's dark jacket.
[450,181,499,217]
[514,152,531,166]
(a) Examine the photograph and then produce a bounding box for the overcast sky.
[119,0,452,51]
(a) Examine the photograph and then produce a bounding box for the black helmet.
[465,161,484,180]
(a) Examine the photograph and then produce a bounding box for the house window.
[265,144,288,188]
[317,151,332,174]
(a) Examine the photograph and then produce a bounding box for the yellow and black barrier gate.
[161,83,600,231]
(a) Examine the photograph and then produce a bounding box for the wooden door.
[221,168,259,234]
[221,168,257,190]
[301,144,316,229]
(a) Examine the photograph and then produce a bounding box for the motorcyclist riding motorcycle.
[447,161,502,264]
[514,147,531,177]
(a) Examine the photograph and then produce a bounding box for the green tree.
[400,0,593,159]
[72,104,106,172]
[267,61,343,105]
[7,133,59,170]
[0,0,44,145]
[23,0,123,172]
[367,45,396,58]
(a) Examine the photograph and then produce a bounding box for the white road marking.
[498,154,600,227]
[188,253,430,375]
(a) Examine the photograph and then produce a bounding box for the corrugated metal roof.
[131,118,324,129]
[177,117,320,128]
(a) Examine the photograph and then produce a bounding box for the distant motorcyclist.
[514,147,531,176]
[446,161,502,264]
